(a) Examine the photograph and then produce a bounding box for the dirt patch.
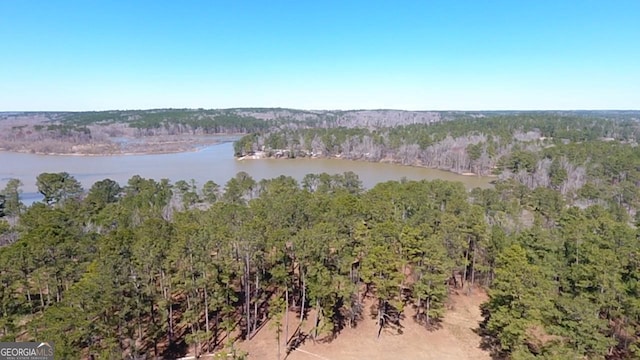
[235,288,490,360]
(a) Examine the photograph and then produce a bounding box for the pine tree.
[483,244,555,356]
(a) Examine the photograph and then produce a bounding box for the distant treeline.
[3,109,639,148]
[60,110,274,135]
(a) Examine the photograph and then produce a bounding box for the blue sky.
[1,1,638,111]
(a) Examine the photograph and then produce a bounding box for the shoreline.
[0,133,244,157]
[0,140,238,157]
[237,153,498,179]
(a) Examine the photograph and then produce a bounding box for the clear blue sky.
[1,1,638,111]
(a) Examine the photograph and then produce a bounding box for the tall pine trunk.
[253,273,259,336]
[204,283,210,353]
[150,299,158,359]
[468,246,476,296]
[45,282,51,306]
[285,288,289,347]
[161,270,173,344]
[377,298,385,338]
[37,280,45,309]
[426,296,431,325]
[25,285,32,310]
[299,274,306,325]
[245,252,251,339]
[276,326,281,360]
[313,299,320,342]
[462,236,471,290]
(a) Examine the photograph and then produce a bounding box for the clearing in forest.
[235,287,490,360]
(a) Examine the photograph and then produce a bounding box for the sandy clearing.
[235,288,490,360]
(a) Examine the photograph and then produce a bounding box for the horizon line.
[1,108,639,113]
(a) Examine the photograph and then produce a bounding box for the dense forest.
[0,169,639,359]
[2,112,640,359]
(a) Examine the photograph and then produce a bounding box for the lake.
[0,141,493,203]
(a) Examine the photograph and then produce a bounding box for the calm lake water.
[0,141,493,203]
